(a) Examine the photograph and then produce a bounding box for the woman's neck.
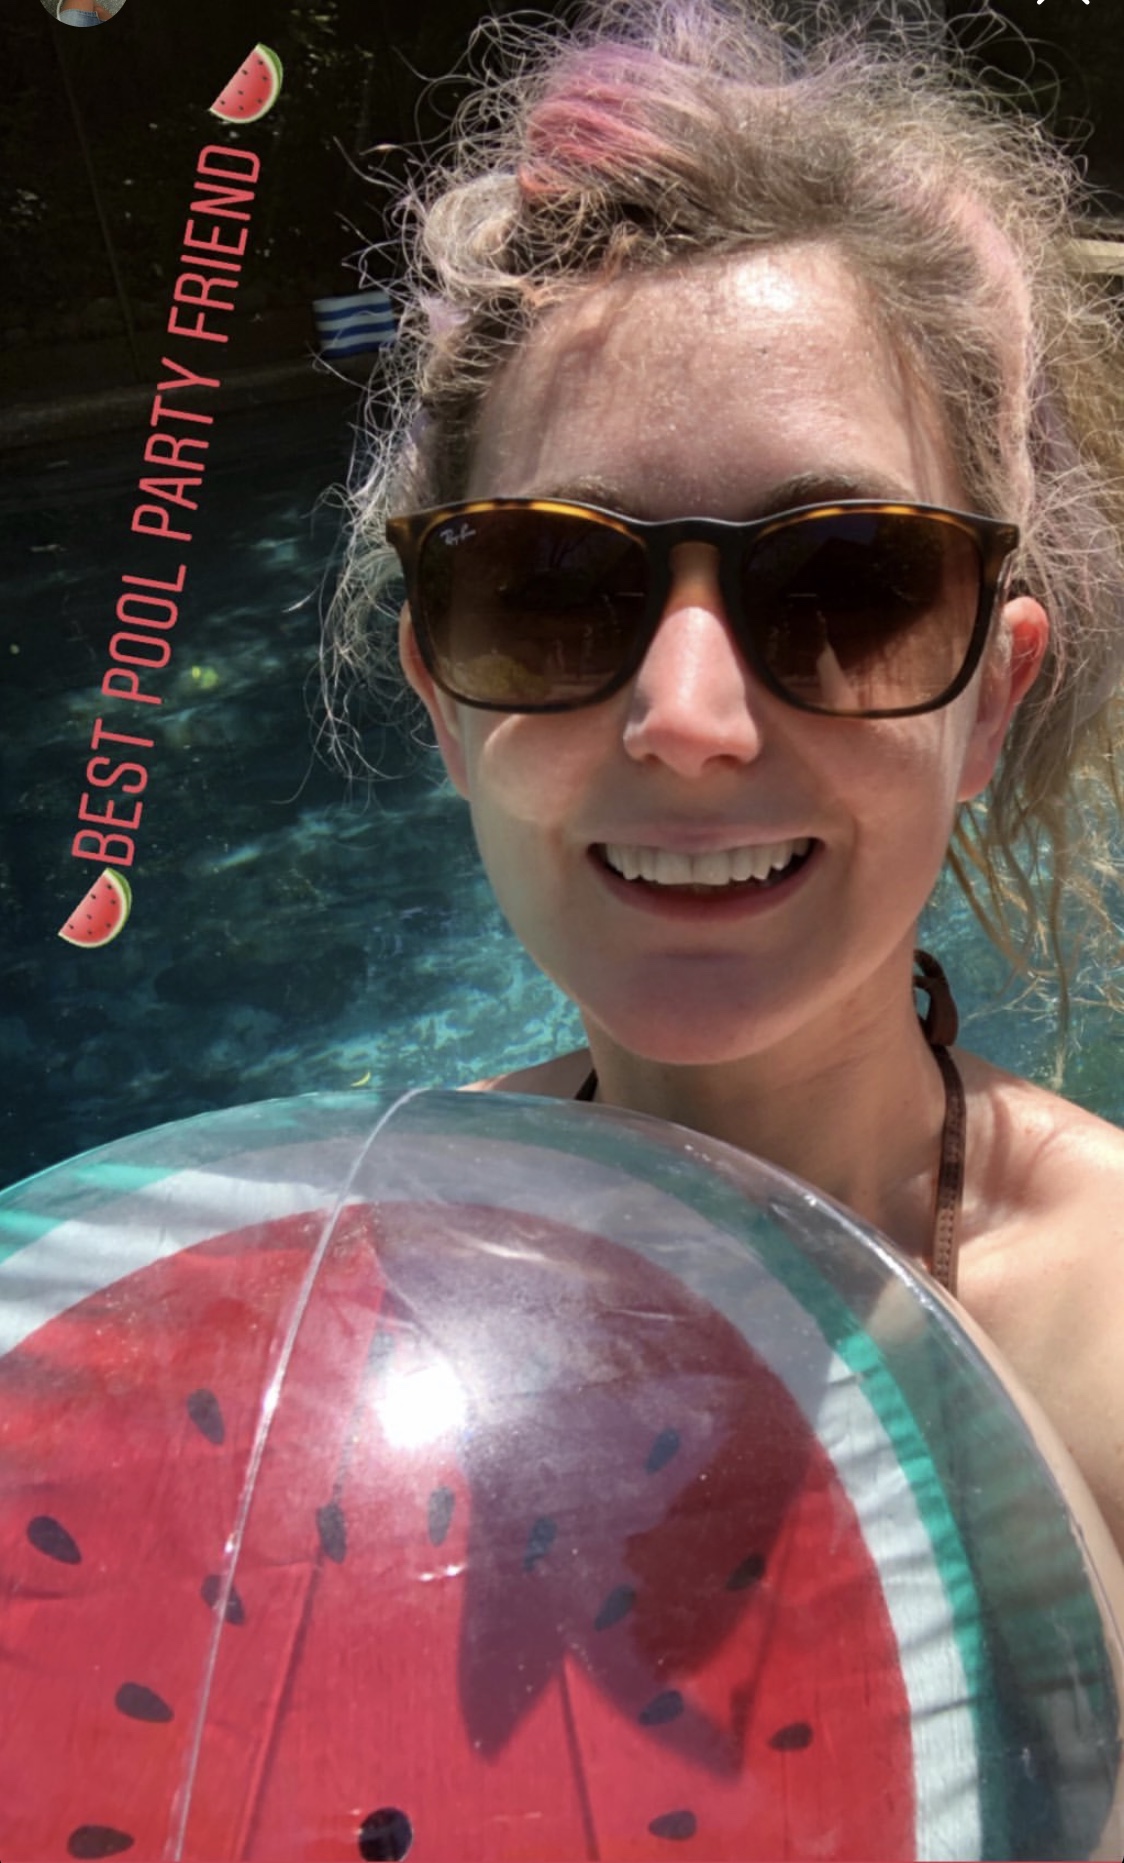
[582,965,949,1261]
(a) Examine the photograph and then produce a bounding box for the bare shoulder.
[957,1050,1124,1251]
[955,1049,1124,1323]
[458,1049,592,1099]
[954,1050,1124,1554]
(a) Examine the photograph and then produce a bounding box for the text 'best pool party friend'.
[59,141,265,946]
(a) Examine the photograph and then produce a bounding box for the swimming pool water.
[0,394,1119,1190]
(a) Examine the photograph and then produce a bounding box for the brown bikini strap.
[913,949,965,1297]
[927,1041,966,1296]
[913,947,959,1048]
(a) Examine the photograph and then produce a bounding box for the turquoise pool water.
[0,393,1119,1189]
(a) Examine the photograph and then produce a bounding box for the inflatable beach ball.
[0,1087,1121,1861]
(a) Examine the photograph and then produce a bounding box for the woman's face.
[402,244,1045,1065]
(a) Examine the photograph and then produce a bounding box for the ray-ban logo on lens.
[439,522,476,547]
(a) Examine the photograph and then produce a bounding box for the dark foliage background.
[1,0,535,393]
[2,0,1123,397]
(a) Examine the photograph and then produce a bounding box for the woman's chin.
[576,998,797,1073]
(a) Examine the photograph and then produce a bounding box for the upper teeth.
[603,838,811,885]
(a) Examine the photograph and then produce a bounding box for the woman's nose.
[621,542,770,770]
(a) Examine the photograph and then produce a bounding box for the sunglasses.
[387,497,1020,718]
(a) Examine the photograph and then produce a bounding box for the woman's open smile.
[589,835,818,915]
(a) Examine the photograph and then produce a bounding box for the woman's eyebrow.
[747,469,922,516]
[525,468,921,516]
[527,474,638,510]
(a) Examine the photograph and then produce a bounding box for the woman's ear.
[957,594,1049,801]
[398,604,471,798]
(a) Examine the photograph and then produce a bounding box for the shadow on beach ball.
[0,1087,1121,1860]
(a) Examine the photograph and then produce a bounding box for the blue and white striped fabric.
[313,289,397,359]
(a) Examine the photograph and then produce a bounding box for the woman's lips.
[588,839,820,919]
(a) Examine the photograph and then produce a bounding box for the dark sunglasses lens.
[418,508,647,706]
[745,512,982,712]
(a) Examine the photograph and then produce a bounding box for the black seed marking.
[523,1516,557,1572]
[646,1428,681,1474]
[649,1810,697,1842]
[358,1806,414,1860]
[640,1689,684,1726]
[769,1720,814,1751]
[594,1584,636,1631]
[186,1388,225,1445]
[427,1486,455,1547]
[68,1828,135,1858]
[115,1682,173,1724]
[725,1552,766,1592]
[28,1514,81,1564]
[316,1501,347,1564]
[201,1573,246,1625]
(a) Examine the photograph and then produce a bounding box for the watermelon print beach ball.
[1,1088,1121,1862]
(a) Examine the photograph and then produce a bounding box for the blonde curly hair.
[324,0,1124,1034]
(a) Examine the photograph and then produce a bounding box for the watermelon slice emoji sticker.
[58,867,132,947]
[209,45,284,125]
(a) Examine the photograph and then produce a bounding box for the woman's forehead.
[468,245,963,513]
[489,245,867,396]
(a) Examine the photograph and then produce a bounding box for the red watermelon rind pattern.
[0,1131,982,1856]
[0,1199,919,1860]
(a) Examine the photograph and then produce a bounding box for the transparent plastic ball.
[1,1088,1121,1860]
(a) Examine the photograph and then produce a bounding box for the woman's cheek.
[838,721,964,896]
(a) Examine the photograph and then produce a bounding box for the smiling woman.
[325,0,1124,1558]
